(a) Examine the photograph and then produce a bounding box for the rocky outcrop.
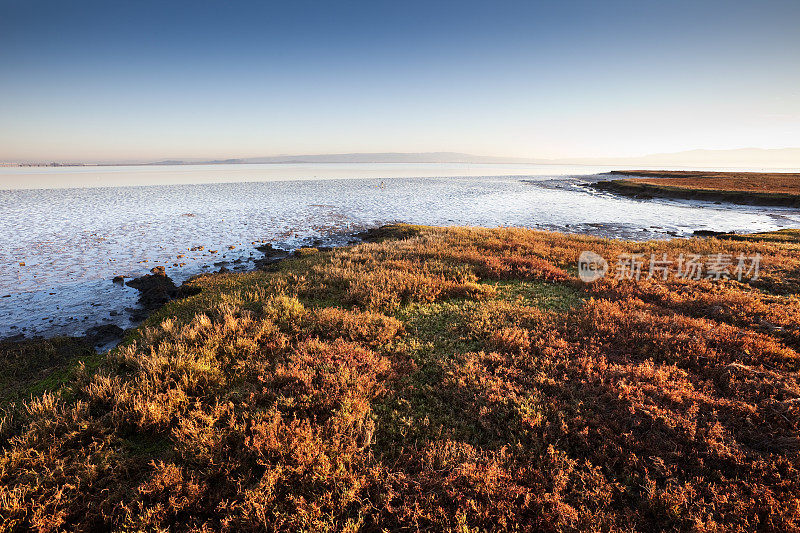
[253,243,289,269]
[85,324,125,347]
[126,266,179,318]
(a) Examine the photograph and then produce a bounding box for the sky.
[1,0,799,162]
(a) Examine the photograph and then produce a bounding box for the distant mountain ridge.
[148,152,538,165]
[148,148,800,168]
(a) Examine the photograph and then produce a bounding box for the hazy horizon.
[4,147,800,170]
[2,1,799,163]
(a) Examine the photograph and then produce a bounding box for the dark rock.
[85,324,124,346]
[112,275,125,284]
[255,243,274,253]
[126,267,178,311]
[254,243,289,269]
[128,309,148,321]
[693,230,731,237]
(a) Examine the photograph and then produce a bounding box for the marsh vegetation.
[2,225,799,531]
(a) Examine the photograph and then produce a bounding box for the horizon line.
[3,146,800,167]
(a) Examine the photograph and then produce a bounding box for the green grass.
[121,433,173,458]
[374,279,580,456]
[487,279,584,311]
[0,336,101,406]
[378,299,494,452]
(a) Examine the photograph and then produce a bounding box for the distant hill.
[170,148,800,168]
[149,152,543,165]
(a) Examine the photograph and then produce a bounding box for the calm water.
[2,163,799,340]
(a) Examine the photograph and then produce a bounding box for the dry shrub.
[310,307,403,347]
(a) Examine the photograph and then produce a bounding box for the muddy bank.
[593,179,800,207]
[608,170,800,181]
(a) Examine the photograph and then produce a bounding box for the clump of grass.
[293,246,319,257]
[2,224,800,531]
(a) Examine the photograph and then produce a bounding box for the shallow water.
[1,163,799,339]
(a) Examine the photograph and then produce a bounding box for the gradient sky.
[1,0,799,162]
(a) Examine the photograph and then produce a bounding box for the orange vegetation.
[1,225,800,531]
[614,170,800,195]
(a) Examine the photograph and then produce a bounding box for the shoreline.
[593,170,800,207]
[2,218,797,347]
[0,226,391,348]
[0,225,417,407]
[4,223,797,371]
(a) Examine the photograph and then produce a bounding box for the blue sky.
[1,0,798,161]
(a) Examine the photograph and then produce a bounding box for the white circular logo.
[578,251,608,282]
